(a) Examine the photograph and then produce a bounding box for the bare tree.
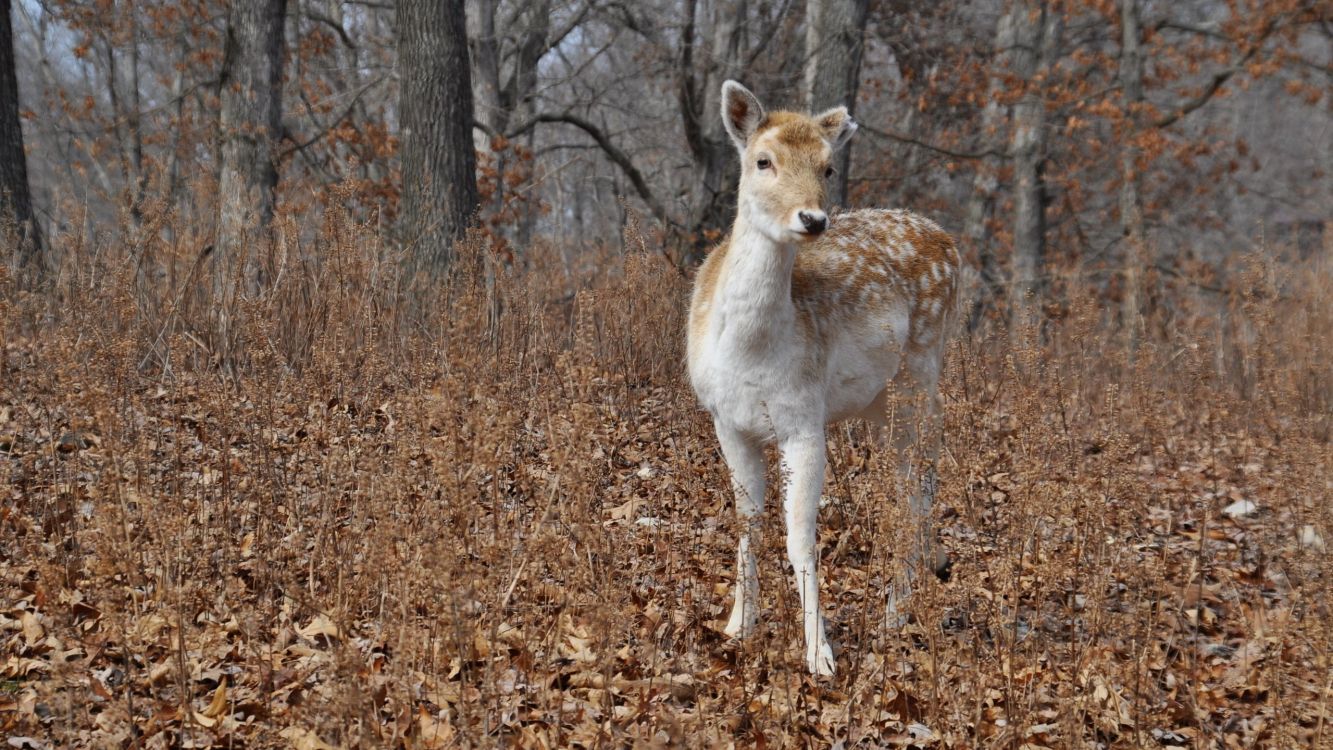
[0,0,42,274]
[473,0,591,248]
[677,0,748,262]
[399,0,479,275]
[962,8,1016,328]
[1118,0,1146,349]
[676,0,799,262]
[473,0,547,248]
[7,0,1323,319]
[804,0,869,208]
[507,1,796,264]
[215,0,288,287]
[1007,0,1060,338]
[285,1,395,200]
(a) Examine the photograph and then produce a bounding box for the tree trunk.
[804,0,869,208]
[964,9,1017,329]
[398,0,479,276]
[473,0,548,252]
[215,0,287,291]
[678,0,747,265]
[1119,0,1146,352]
[1007,1,1059,340]
[0,0,43,275]
[127,12,146,223]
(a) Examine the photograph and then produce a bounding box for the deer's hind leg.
[864,344,951,621]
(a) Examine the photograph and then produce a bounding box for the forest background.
[1,0,1330,747]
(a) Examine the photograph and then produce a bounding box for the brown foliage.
[1,201,1330,748]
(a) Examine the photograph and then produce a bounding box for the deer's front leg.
[715,424,765,639]
[780,433,834,676]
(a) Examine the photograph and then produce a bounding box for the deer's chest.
[688,294,912,437]
[688,303,825,439]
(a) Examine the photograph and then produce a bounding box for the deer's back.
[793,209,959,353]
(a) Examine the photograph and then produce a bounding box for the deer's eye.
[757,158,772,170]
[825,166,835,178]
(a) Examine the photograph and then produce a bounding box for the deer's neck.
[715,214,798,349]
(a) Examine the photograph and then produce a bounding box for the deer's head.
[721,81,857,243]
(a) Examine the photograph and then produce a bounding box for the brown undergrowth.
[1,204,1330,748]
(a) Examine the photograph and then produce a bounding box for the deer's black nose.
[798,211,827,234]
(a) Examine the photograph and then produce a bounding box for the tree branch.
[677,0,706,162]
[860,123,1004,160]
[510,112,675,228]
[544,1,593,58]
[602,1,657,42]
[745,0,797,68]
[303,9,355,49]
[279,76,384,159]
[1154,19,1228,42]
[1151,12,1289,129]
[1150,65,1242,129]
[473,118,496,138]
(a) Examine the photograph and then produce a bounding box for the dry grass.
[1,203,1330,749]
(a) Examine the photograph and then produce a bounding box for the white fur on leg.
[724,534,759,637]
[782,435,835,675]
[794,564,836,675]
[716,425,765,639]
[885,566,914,628]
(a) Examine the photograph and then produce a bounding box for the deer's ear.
[814,106,857,151]
[721,81,766,151]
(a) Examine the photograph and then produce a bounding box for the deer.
[686,81,959,676]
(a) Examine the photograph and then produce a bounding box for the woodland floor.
[2,245,1331,749]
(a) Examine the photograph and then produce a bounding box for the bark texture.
[1119,0,1146,350]
[1007,0,1060,338]
[677,0,747,264]
[804,0,869,208]
[964,8,1017,328]
[474,0,550,247]
[1,0,42,272]
[398,0,478,275]
[215,0,287,282]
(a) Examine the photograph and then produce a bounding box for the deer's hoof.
[723,601,756,639]
[807,639,836,676]
[933,548,953,583]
